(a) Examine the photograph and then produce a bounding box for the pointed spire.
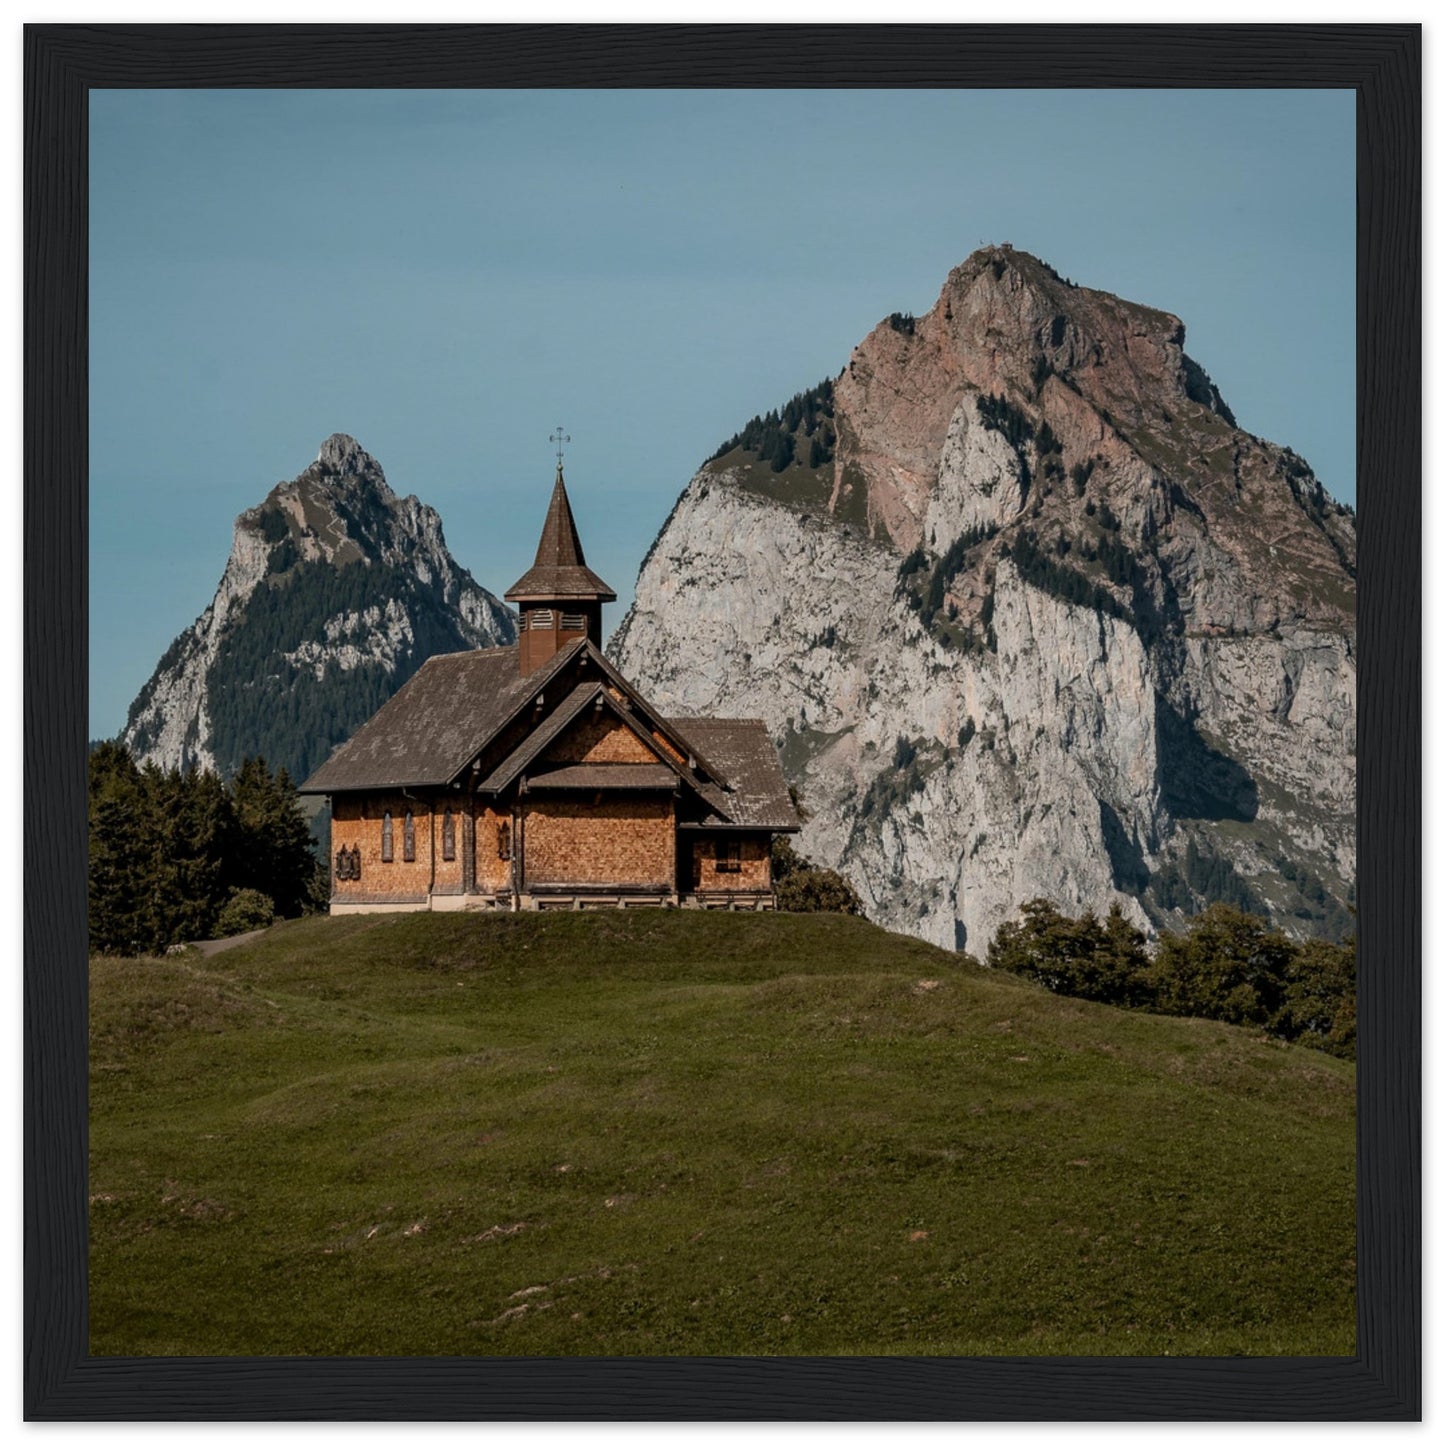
[531,464,589,572]
[505,460,616,604]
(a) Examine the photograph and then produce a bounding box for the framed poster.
[25,22,1420,1421]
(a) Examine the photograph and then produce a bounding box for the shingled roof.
[299,641,584,793]
[505,468,616,602]
[667,717,801,830]
[299,639,800,834]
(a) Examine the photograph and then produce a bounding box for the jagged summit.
[613,252,1355,952]
[928,243,1235,425]
[316,431,372,472]
[121,437,516,782]
[699,244,1352,637]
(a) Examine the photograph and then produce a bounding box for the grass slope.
[89,912,1355,1357]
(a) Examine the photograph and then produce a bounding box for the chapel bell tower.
[505,436,616,676]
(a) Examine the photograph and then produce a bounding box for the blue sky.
[89,88,1355,740]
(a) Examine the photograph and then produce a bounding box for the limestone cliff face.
[122,433,515,782]
[611,247,1356,949]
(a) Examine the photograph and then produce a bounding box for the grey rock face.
[925,395,1028,548]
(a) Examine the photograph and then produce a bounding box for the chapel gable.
[541,709,660,766]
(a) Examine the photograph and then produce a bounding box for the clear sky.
[89,87,1355,740]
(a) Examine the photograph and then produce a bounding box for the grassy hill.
[89,911,1355,1357]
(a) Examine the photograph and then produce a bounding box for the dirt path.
[189,929,269,958]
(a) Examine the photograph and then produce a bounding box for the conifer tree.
[87,743,147,955]
[88,745,318,954]
[227,757,317,918]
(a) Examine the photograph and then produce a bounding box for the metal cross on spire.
[549,426,570,470]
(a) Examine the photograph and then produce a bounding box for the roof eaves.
[442,638,590,785]
[476,682,602,793]
[494,679,723,810]
[583,644,727,784]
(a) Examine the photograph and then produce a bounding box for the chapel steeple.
[505,446,615,676]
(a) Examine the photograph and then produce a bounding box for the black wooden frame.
[25,23,1420,1421]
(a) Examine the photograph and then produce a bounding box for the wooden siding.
[331,791,435,900]
[432,802,463,895]
[686,833,773,891]
[542,711,658,766]
[473,802,514,894]
[651,729,686,765]
[522,797,674,888]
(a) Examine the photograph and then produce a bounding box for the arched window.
[497,822,512,862]
[442,809,456,861]
[403,810,416,863]
[381,811,394,862]
[335,847,349,881]
[349,845,361,881]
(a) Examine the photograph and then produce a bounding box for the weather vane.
[550,426,570,468]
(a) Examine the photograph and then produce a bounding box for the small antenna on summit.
[549,426,570,470]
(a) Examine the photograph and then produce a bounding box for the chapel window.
[403,809,416,863]
[717,839,742,873]
[498,822,512,862]
[349,845,361,881]
[381,811,394,863]
[442,809,456,861]
[334,847,349,881]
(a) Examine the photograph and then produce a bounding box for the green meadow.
[89,911,1355,1357]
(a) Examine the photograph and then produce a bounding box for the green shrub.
[988,898,1151,1007]
[770,835,806,883]
[988,898,1355,1059]
[1149,904,1293,1027]
[1275,935,1356,1058]
[776,868,863,916]
[213,888,275,938]
[771,836,862,915]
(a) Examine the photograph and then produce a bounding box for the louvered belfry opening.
[505,463,616,676]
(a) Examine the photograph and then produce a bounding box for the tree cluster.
[988,898,1355,1059]
[857,737,932,821]
[771,836,862,916]
[1034,421,1065,489]
[709,378,837,473]
[895,524,999,646]
[89,743,322,956]
[976,393,1035,451]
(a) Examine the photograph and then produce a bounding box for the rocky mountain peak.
[825,243,1352,634]
[316,431,374,475]
[612,250,1356,954]
[930,244,1215,421]
[121,438,515,782]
